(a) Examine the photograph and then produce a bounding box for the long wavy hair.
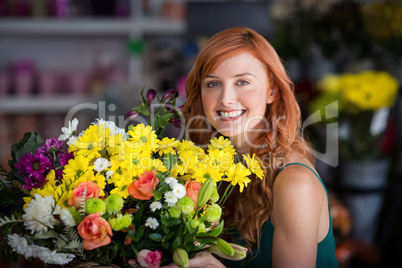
[183,27,312,252]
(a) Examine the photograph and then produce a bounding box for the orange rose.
[68,181,101,209]
[128,170,159,200]
[77,212,112,250]
[185,180,201,207]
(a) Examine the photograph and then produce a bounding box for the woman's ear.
[266,89,275,104]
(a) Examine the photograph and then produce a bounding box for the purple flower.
[171,118,182,128]
[37,138,64,156]
[15,152,53,190]
[54,169,64,181]
[161,89,177,103]
[146,89,157,107]
[59,152,74,167]
[125,110,139,121]
[24,174,47,190]
[15,153,31,176]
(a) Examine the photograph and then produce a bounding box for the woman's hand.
[161,251,226,268]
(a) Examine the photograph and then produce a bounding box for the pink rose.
[68,181,101,209]
[77,212,113,250]
[185,180,201,207]
[128,170,159,200]
[137,249,162,268]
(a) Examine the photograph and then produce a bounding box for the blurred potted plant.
[311,70,400,243]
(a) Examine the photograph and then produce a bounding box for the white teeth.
[220,110,243,118]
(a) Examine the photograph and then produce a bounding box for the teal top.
[223,163,338,268]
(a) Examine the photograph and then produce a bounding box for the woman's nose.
[220,86,236,106]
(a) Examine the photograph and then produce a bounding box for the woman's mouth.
[217,110,246,121]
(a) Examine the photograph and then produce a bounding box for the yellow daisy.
[206,149,233,172]
[68,125,103,161]
[127,123,159,152]
[178,150,205,172]
[192,160,224,184]
[109,175,133,199]
[157,137,180,156]
[107,133,125,157]
[177,140,205,155]
[208,136,236,158]
[63,155,94,181]
[170,163,188,177]
[224,163,251,193]
[243,154,265,180]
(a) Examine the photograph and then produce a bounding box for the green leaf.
[196,232,211,238]
[149,233,163,242]
[195,237,217,244]
[134,208,144,232]
[171,235,182,251]
[163,153,177,170]
[162,225,170,234]
[140,86,146,104]
[134,106,150,116]
[162,241,170,250]
[156,182,171,194]
[153,191,162,201]
[164,230,176,241]
[160,214,167,225]
[167,217,182,227]
[134,225,145,242]
[159,112,174,128]
[151,113,161,131]
[210,220,224,237]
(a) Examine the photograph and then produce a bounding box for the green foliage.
[126,88,182,139]
[0,214,23,228]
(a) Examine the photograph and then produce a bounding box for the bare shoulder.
[273,163,322,201]
[271,152,326,223]
[273,152,322,195]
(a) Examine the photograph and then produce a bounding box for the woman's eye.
[236,80,249,86]
[207,81,220,88]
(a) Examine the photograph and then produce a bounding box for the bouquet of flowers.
[0,88,263,267]
[310,70,399,161]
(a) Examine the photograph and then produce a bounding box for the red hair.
[183,27,312,252]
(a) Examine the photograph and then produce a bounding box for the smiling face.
[201,51,274,152]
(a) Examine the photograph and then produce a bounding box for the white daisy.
[164,191,178,207]
[165,177,178,188]
[150,201,163,212]
[115,127,129,140]
[22,194,60,234]
[94,157,111,172]
[106,170,114,180]
[59,118,79,141]
[145,217,159,230]
[171,183,186,199]
[67,136,78,146]
[94,118,117,132]
[59,208,75,227]
[7,234,35,258]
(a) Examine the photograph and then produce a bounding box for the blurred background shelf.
[0,18,186,36]
[0,96,98,113]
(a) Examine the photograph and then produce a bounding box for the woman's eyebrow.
[235,73,256,78]
[204,73,256,79]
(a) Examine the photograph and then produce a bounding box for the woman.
[168,27,338,268]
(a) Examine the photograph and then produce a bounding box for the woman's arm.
[161,251,226,268]
[271,165,326,268]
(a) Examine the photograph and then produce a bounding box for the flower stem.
[218,183,232,207]
[220,185,235,207]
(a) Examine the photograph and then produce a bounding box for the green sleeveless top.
[223,163,338,268]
